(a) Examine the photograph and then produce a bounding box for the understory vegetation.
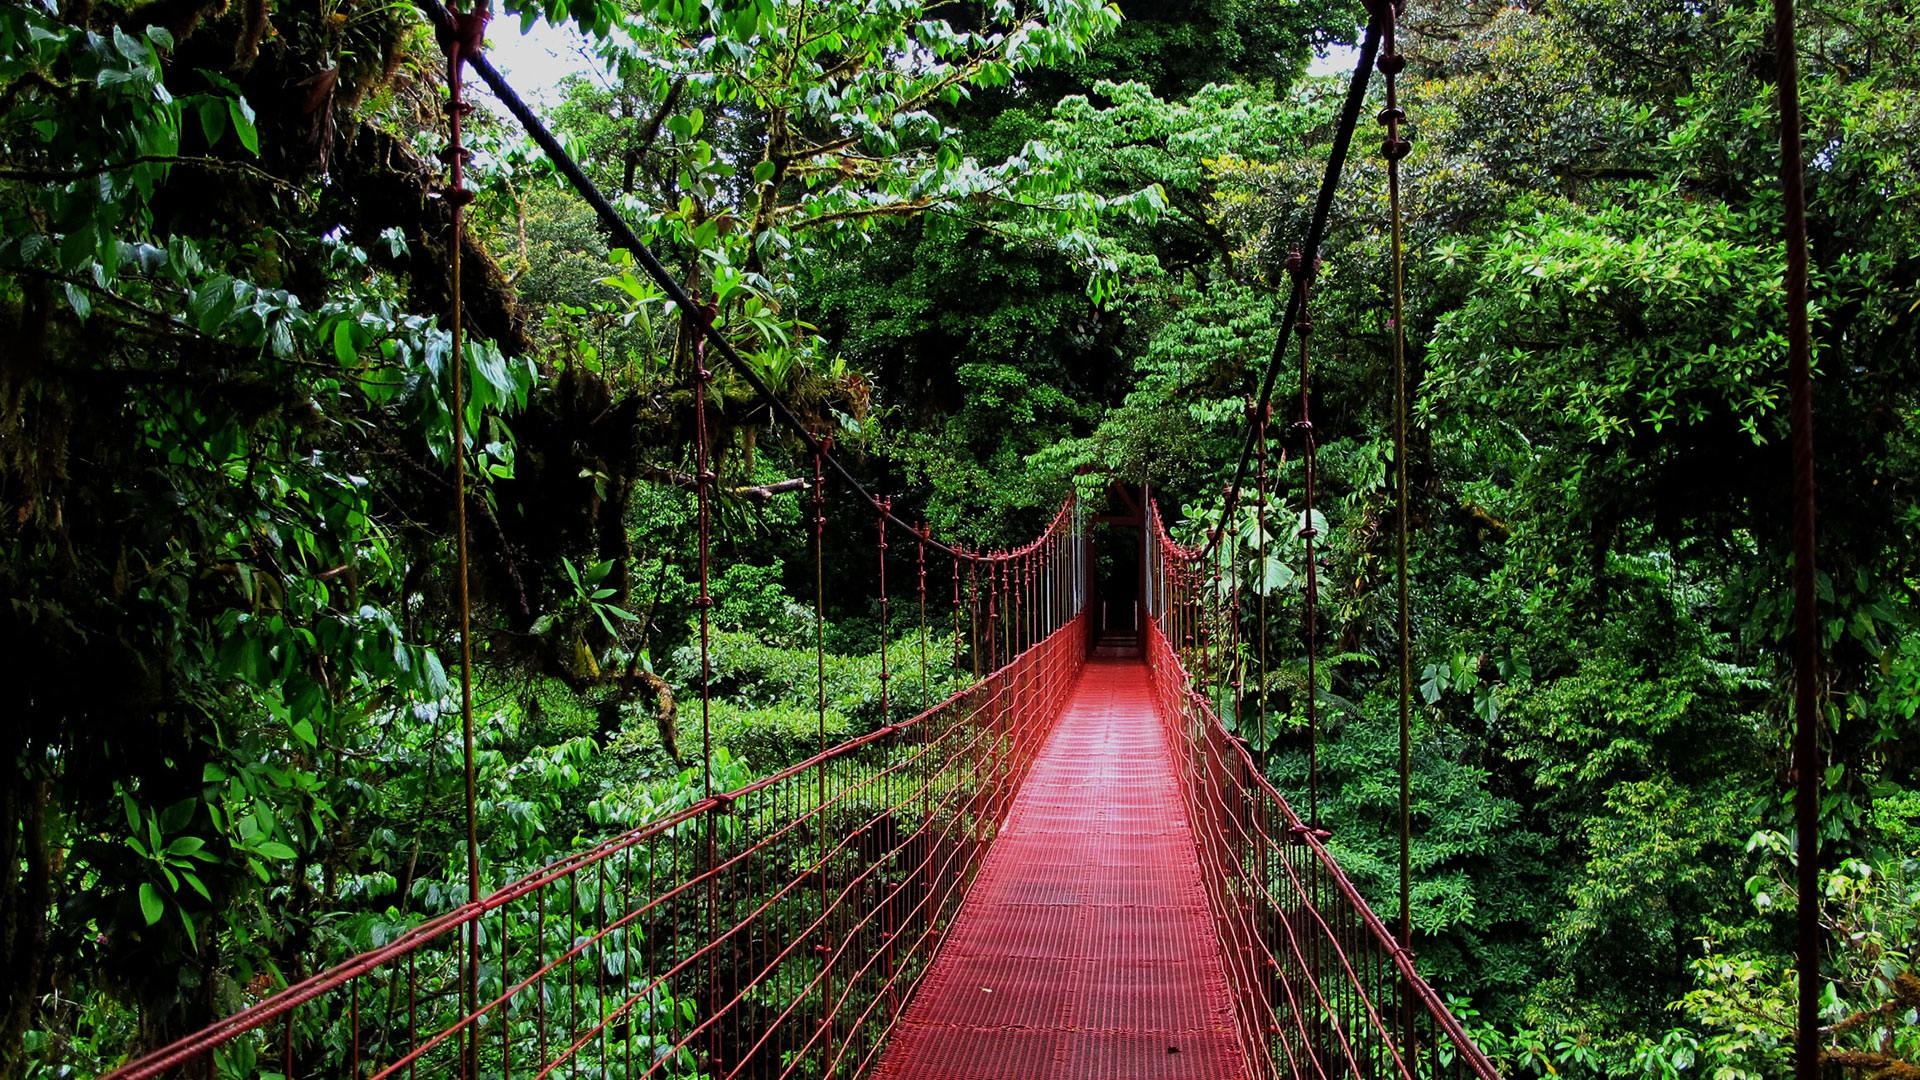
[3,0,1917,1075]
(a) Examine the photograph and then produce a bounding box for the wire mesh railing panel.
[102,609,1087,1080]
[1143,504,1499,1080]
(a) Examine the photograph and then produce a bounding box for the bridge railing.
[1143,503,1500,1080]
[105,524,1089,1080]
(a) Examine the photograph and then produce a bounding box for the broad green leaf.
[332,320,355,364]
[228,96,258,155]
[138,882,164,925]
[197,97,226,146]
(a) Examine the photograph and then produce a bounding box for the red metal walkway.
[876,659,1246,1080]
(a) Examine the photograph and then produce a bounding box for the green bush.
[672,626,964,731]
[709,700,852,773]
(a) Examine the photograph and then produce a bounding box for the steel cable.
[1192,19,1384,563]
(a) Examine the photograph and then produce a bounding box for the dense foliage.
[3,0,1916,1076]
[1042,0,1920,1073]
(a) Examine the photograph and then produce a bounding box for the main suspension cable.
[1193,18,1384,563]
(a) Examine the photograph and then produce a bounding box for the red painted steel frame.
[1144,501,1501,1080]
[103,517,1087,1080]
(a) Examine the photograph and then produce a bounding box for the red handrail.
[1144,497,1501,1080]
[105,513,1089,1080]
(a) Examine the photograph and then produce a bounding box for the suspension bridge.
[97,0,1830,1073]
[102,499,1497,1080]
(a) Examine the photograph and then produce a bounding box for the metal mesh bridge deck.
[875,659,1245,1080]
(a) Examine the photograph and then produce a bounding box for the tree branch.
[640,464,809,502]
[780,196,935,230]
[0,154,300,194]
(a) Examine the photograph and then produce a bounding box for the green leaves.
[227,94,258,155]
[196,96,226,145]
[0,0,559,1042]
[661,107,702,140]
[138,883,164,926]
[1258,555,1296,595]
[120,790,222,948]
[1426,187,1791,451]
[535,0,1133,423]
[561,557,642,637]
